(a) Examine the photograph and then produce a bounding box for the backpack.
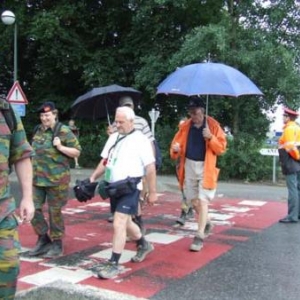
[32,122,63,142]
[0,100,17,133]
[0,100,18,173]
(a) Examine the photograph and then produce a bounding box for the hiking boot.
[107,214,114,223]
[204,222,214,237]
[28,234,52,257]
[190,234,204,252]
[176,210,187,226]
[187,207,194,219]
[97,261,120,279]
[131,241,154,263]
[43,239,63,258]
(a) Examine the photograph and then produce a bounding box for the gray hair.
[116,106,135,121]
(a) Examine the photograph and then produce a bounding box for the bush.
[218,133,276,182]
[75,121,277,182]
[76,121,108,168]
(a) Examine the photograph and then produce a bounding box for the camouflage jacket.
[0,107,34,222]
[32,123,81,186]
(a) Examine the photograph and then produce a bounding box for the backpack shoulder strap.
[53,122,63,140]
[1,101,17,133]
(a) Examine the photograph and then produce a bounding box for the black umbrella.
[71,84,142,123]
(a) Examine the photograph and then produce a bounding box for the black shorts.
[110,189,140,215]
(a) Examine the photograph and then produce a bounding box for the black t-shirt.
[185,123,206,161]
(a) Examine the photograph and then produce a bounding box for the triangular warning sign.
[7,81,28,104]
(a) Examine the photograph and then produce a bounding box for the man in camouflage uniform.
[0,97,35,299]
[29,102,81,258]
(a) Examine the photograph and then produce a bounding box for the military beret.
[37,101,56,113]
[283,107,299,117]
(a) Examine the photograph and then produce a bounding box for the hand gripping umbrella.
[71,84,142,123]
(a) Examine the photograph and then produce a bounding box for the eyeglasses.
[283,114,289,117]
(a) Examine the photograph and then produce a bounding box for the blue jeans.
[286,171,300,221]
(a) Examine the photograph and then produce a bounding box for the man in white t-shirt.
[106,96,155,233]
[90,106,157,279]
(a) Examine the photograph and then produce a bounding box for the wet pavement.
[10,169,298,300]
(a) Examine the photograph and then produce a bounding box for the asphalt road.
[9,169,288,204]
[11,170,295,300]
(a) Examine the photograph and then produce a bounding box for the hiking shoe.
[187,207,194,219]
[204,222,214,237]
[97,261,120,279]
[131,241,154,263]
[176,210,187,226]
[107,214,114,223]
[190,235,204,252]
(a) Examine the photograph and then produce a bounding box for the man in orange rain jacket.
[278,107,300,223]
[170,98,227,251]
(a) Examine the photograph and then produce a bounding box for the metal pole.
[151,108,155,137]
[272,155,276,183]
[14,22,17,82]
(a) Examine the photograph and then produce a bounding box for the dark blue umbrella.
[71,84,141,123]
[156,62,263,97]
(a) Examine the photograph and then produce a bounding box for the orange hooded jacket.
[170,117,227,190]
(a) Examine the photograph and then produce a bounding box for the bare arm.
[15,157,34,222]
[90,159,106,182]
[144,162,157,204]
[53,137,81,158]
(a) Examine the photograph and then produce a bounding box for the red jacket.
[170,117,227,190]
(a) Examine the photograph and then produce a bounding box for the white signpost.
[259,148,279,183]
[148,108,160,137]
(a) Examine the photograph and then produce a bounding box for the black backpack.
[0,100,17,133]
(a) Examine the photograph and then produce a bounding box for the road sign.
[6,81,28,104]
[11,104,26,117]
[259,148,279,156]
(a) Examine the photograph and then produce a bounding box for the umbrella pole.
[205,95,209,127]
[104,99,111,125]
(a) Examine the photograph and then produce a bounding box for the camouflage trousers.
[0,214,20,300]
[32,184,69,240]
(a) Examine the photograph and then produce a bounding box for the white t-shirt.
[101,130,155,183]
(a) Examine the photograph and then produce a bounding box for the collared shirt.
[32,123,81,186]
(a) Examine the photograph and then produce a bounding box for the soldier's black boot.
[43,239,63,258]
[176,209,187,226]
[28,234,52,256]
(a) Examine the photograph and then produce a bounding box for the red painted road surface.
[17,192,285,298]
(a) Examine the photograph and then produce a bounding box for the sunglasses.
[283,114,289,117]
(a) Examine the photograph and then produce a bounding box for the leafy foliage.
[218,133,275,182]
[0,0,299,180]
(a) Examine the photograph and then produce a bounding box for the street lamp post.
[1,10,17,82]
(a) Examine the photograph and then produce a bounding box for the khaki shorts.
[184,158,216,203]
